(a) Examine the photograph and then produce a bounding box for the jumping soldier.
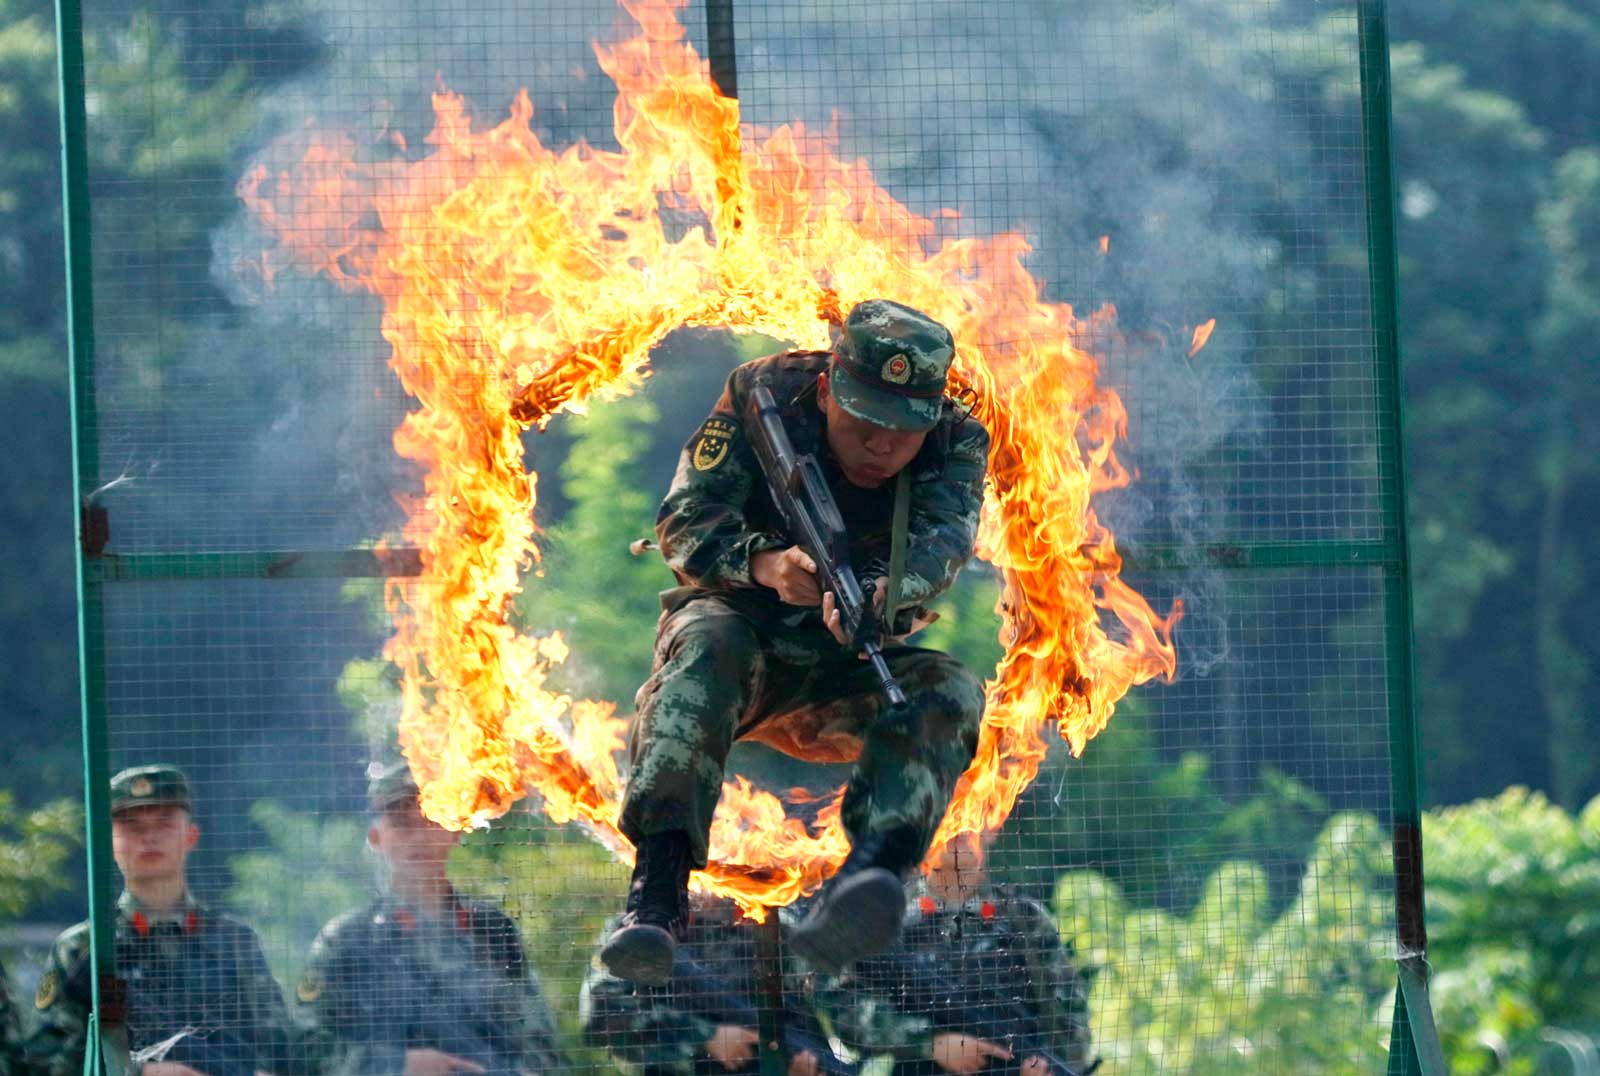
[295,764,561,1076]
[603,299,990,985]
[28,764,307,1076]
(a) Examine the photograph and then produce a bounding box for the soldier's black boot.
[789,825,921,974]
[600,830,692,987]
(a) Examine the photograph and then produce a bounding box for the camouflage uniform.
[619,347,991,871]
[816,885,1095,1076]
[296,889,560,1076]
[296,764,560,1076]
[29,764,308,1076]
[582,897,855,1074]
[29,892,307,1076]
[1,956,28,1076]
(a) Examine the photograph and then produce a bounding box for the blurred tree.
[1424,789,1600,1067]
[451,826,632,1067]
[225,800,369,983]
[1530,148,1600,811]
[1,0,324,919]
[1390,1,1600,154]
[1054,811,1395,1075]
[0,0,80,804]
[991,713,1331,915]
[1276,13,1599,809]
[0,792,81,916]
[517,393,675,707]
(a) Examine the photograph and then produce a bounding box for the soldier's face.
[111,805,198,884]
[370,799,462,878]
[927,831,986,903]
[818,373,929,488]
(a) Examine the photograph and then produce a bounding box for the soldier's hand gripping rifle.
[744,384,908,709]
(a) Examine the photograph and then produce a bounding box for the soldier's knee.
[678,614,757,671]
[908,654,984,749]
[654,608,762,705]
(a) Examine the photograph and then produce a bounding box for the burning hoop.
[239,0,1179,915]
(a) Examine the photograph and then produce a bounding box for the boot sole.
[788,868,906,974]
[600,923,676,987]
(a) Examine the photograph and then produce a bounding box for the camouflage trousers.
[619,594,985,870]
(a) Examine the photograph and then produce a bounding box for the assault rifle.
[744,384,907,709]
[853,946,1085,1076]
[672,952,859,1075]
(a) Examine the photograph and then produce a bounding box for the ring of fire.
[241,0,1179,915]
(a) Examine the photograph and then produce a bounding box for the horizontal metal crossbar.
[81,539,1396,583]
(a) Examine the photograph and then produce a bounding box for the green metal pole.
[55,1,125,1074]
[1355,2,1446,1073]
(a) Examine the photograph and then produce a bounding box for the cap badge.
[130,777,154,797]
[881,354,912,385]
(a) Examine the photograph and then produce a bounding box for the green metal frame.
[1357,1,1448,1072]
[55,0,122,1071]
[56,0,1442,1071]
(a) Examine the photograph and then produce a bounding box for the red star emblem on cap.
[882,354,913,385]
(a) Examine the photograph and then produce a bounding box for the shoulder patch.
[35,970,60,1010]
[296,969,324,1004]
[691,416,739,472]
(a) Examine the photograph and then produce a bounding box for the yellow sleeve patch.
[35,970,59,1010]
[296,970,324,1004]
[691,416,739,472]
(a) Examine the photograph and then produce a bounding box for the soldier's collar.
[119,890,203,935]
[377,885,473,933]
[912,884,999,920]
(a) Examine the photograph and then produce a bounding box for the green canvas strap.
[884,468,912,634]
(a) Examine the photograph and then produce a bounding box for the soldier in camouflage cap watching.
[815,833,1096,1076]
[295,763,561,1076]
[29,764,309,1076]
[605,299,990,985]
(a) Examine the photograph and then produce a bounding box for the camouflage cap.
[366,761,420,813]
[828,299,955,432]
[110,764,192,815]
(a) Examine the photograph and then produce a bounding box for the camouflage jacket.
[815,884,1093,1072]
[581,900,853,1075]
[1,954,27,1076]
[297,890,560,1076]
[28,891,309,1076]
[657,351,989,633]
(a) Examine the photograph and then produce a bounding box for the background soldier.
[606,299,990,985]
[1,955,28,1076]
[582,893,854,1076]
[29,764,305,1076]
[296,764,561,1076]
[817,833,1096,1076]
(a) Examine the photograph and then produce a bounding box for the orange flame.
[239,0,1179,913]
[1188,317,1217,358]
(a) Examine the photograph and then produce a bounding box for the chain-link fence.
[58,1,1438,1073]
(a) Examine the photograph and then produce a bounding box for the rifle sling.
[885,468,911,633]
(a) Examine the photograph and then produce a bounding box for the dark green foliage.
[0,792,81,917]
[1424,789,1600,1073]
